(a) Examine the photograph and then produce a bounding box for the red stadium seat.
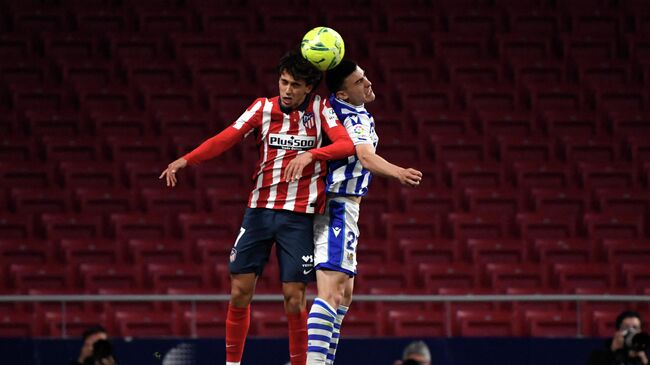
[194,238,233,265]
[197,9,254,34]
[110,213,170,240]
[10,84,70,111]
[497,34,554,61]
[57,60,116,88]
[610,112,650,138]
[465,188,524,217]
[400,188,460,215]
[593,85,646,112]
[142,87,199,113]
[135,9,192,33]
[115,310,180,337]
[42,136,104,162]
[542,111,601,137]
[381,212,441,242]
[467,239,526,265]
[75,85,136,113]
[447,162,506,189]
[505,9,563,35]
[455,310,519,337]
[412,110,474,137]
[0,162,55,189]
[595,189,650,216]
[432,33,489,60]
[107,136,169,163]
[74,188,135,214]
[449,213,511,240]
[584,213,645,240]
[183,310,226,337]
[530,188,590,218]
[146,263,211,293]
[108,33,166,60]
[41,213,104,240]
[0,214,34,239]
[569,11,623,36]
[80,263,143,292]
[10,188,70,214]
[533,239,594,268]
[0,239,52,270]
[561,136,619,163]
[384,7,438,34]
[603,239,650,267]
[561,34,617,61]
[431,136,490,162]
[0,34,35,59]
[527,83,585,112]
[97,288,163,318]
[398,239,462,266]
[41,33,101,60]
[178,213,238,241]
[511,59,567,86]
[10,264,72,292]
[60,238,122,266]
[517,213,577,241]
[552,263,614,292]
[398,85,458,112]
[463,84,520,112]
[0,59,50,86]
[74,9,131,33]
[524,310,579,337]
[448,60,503,84]
[387,309,447,337]
[0,136,37,162]
[478,111,537,137]
[155,111,215,138]
[577,61,632,86]
[379,59,440,86]
[486,263,547,291]
[24,111,84,136]
[513,162,574,189]
[45,311,111,338]
[0,312,39,337]
[578,163,638,190]
[337,312,384,337]
[419,263,479,290]
[497,136,555,163]
[355,264,412,293]
[89,111,151,137]
[142,188,202,213]
[59,162,121,189]
[628,137,650,166]
[127,239,192,265]
[622,263,650,293]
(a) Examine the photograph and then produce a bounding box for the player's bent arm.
[356,144,423,187]
[182,126,246,166]
[310,124,355,161]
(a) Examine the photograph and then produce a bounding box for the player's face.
[278,70,313,110]
[339,66,375,106]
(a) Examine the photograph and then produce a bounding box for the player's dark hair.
[325,59,358,93]
[616,310,642,329]
[278,50,322,88]
[81,325,107,341]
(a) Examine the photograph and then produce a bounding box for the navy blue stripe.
[308,334,331,342]
[313,298,337,316]
[308,346,330,355]
[332,333,340,339]
[309,312,335,322]
[333,323,341,330]
[326,200,346,266]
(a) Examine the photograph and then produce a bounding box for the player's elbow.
[342,139,355,156]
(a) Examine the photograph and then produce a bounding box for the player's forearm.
[310,127,354,160]
[358,153,403,179]
[183,126,244,166]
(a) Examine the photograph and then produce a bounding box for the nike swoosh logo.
[226,344,236,348]
[303,269,313,275]
[290,354,300,358]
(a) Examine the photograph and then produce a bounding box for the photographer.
[393,340,432,365]
[69,326,108,365]
[587,311,649,365]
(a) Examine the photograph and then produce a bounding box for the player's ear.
[305,84,314,94]
[335,90,347,100]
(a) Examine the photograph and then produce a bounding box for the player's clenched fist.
[398,168,422,187]
[159,157,188,187]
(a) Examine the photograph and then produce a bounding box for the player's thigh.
[274,210,315,283]
[228,208,274,276]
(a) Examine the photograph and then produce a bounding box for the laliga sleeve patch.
[324,107,339,127]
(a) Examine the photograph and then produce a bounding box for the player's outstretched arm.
[159,157,187,187]
[356,144,422,187]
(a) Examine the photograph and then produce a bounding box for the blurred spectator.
[68,325,108,365]
[393,340,432,365]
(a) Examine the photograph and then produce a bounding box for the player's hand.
[611,330,626,351]
[398,168,422,187]
[284,152,313,183]
[631,350,649,365]
[159,158,188,187]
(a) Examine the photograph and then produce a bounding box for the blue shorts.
[228,208,315,283]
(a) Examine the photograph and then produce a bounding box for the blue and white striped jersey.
[326,95,379,196]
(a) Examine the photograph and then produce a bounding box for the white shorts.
[313,196,360,276]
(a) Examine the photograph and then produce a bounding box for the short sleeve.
[343,113,373,146]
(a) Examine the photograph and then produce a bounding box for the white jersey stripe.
[249,99,272,208]
[233,100,262,130]
[265,112,291,209]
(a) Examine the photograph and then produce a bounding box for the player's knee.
[230,277,255,306]
[282,287,306,312]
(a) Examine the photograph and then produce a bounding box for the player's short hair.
[278,50,322,88]
[325,59,357,93]
[81,325,107,341]
[402,340,431,361]
[616,310,642,330]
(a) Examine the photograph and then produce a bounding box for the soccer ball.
[300,27,345,71]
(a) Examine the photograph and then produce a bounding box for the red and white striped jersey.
[228,94,346,214]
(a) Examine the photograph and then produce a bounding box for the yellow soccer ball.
[300,26,345,71]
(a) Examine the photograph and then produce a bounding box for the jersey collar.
[279,94,313,114]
